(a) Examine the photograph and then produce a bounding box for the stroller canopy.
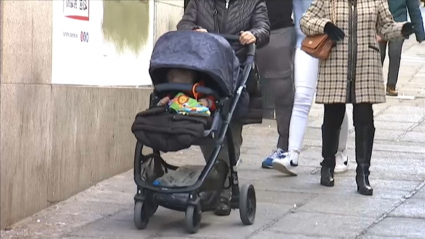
[149,31,240,96]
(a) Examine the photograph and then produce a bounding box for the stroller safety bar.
[154,83,221,99]
[215,34,257,57]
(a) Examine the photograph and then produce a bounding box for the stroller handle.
[216,34,256,57]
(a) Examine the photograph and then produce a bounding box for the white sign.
[63,0,89,21]
[52,0,154,86]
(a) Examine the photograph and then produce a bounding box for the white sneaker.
[272,151,299,176]
[334,149,349,174]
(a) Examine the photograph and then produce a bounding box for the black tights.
[321,103,374,168]
[323,103,374,130]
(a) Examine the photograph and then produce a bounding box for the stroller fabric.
[131,107,209,152]
[153,165,204,187]
[149,31,253,121]
[149,31,240,97]
[140,153,167,184]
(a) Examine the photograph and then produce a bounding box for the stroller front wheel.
[239,184,256,225]
[185,203,202,234]
[134,201,150,229]
[149,202,159,217]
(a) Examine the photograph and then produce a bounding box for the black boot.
[355,126,375,196]
[320,125,339,187]
[214,188,232,216]
[214,161,232,216]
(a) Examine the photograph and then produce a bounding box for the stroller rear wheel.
[239,184,256,225]
[185,202,202,234]
[134,201,150,229]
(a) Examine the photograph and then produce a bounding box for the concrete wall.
[0,0,184,229]
[155,0,184,41]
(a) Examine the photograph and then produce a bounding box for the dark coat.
[177,0,270,124]
[388,0,425,42]
[177,0,270,61]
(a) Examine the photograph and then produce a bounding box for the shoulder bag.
[301,0,337,60]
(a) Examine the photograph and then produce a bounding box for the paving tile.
[389,198,425,219]
[266,212,375,238]
[297,194,398,218]
[67,203,294,239]
[365,217,425,238]
[413,187,425,199]
[251,230,333,239]
[374,106,425,123]
[400,131,425,143]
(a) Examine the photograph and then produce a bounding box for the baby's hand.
[157,96,171,106]
[198,98,210,108]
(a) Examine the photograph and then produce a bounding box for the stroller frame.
[133,34,257,234]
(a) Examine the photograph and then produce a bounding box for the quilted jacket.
[177,0,271,124]
[177,0,270,62]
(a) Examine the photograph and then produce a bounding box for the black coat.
[177,0,270,124]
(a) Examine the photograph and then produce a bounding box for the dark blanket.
[131,107,209,152]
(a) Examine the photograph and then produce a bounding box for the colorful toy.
[169,93,211,116]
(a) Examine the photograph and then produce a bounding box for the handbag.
[301,0,336,60]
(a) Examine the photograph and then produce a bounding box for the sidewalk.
[1,39,425,239]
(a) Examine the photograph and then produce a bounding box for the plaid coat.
[300,0,406,104]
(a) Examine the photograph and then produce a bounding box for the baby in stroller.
[157,69,216,111]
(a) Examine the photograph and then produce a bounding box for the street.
[1,27,425,239]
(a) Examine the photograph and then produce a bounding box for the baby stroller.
[131,31,257,234]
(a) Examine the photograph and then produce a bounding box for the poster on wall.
[52,0,154,86]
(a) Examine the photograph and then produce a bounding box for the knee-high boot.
[355,125,375,196]
[320,125,340,187]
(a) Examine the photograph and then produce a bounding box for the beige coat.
[300,0,405,104]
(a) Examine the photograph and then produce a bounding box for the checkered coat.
[300,0,406,104]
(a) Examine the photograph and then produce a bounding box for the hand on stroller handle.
[214,33,257,57]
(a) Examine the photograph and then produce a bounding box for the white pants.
[288,48,349,152]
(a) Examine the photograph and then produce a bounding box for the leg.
[276,27,296,151]
[288,48,319,154]
[321,103,346,187]
[378,41,387,66]
[200,121,243,215]
[353,103,375,196]
[275,74,295,151]
[262,76,295,170]
[338,113,349,151]
[272,48,319,175]
[260,27,296,169]
[386,39,404,96]
[335,112,350,173]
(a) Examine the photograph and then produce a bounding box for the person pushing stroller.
[176,0,270,216]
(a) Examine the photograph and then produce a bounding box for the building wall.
[0,0,184,229]
[155,0,184,41]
